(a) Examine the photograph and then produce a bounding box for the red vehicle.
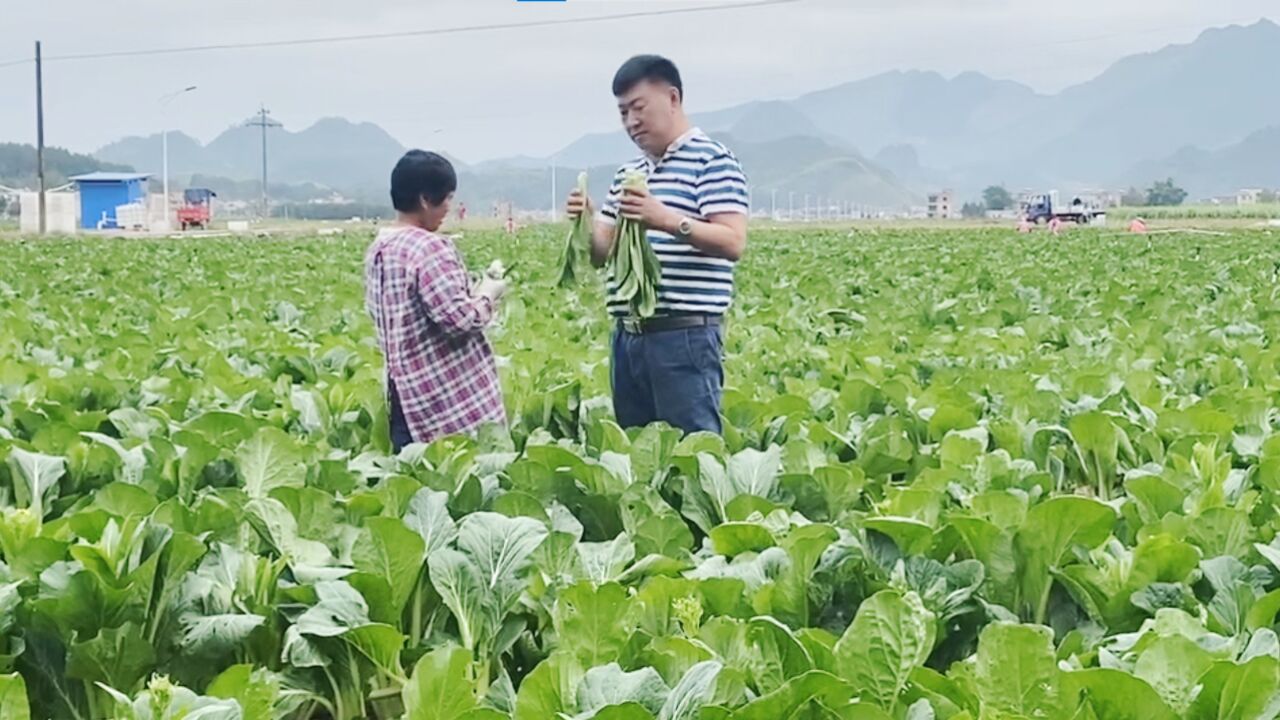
[177,188,216,230]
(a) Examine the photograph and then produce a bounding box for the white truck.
[1022,191,1107,226]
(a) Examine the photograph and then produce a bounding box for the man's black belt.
[618,314,722,335]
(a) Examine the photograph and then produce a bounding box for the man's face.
[617,80,679,155]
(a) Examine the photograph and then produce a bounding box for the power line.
[7,0,799,66]
[0,10,1265,72]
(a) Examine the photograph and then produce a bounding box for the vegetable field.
[3,227,1280,719]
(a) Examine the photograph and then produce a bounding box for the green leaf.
[184,410,255,447]
[576,664,670,717]
[1247,589,1280,631]
[93,482,159,519]
[709,523,775,557]
[1134,635,1214,715]
[1187,656,1280,720]
[429,548,489,652]
[592,703,658,720]
[864,517,934,556]
[578,536,636,584]
[1060,669,1176,720]
[746,616,816,695]
[353,516,427,616]
[834,590,936,712]
[5,446,64,518]
[515,652,583,720]
[659,661,723,720]
[1014,496,1115,621]
[765,524,838,629]
[555,581,635,667]
[1188,508,1254,559]
[699,448,783,524]
[631,425,682,488]
[973,623,1060,720]
[727,447,782,499]
[179,613,267,657]
[80,432,147,485]
[948,517,1016,605]
[206,664,281,720]
[457,511,550,593]
[405,489,459,555]
[291,581,405,674]
[245,497,332,566]
[236,427,306,499]
[404,644,484,720]
[0,673,30,720]
[728,671,853,720]
[621,484,695,559]
[66,623,156,696]
[346,623,407,681]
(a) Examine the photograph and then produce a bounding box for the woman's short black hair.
[612,55,683,100]
[390,150,456,211]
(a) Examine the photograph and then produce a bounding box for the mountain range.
[90,18,1280,209]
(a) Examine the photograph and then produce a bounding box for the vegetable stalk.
[610,170,662,318]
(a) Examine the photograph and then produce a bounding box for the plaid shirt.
[364,225,506,444]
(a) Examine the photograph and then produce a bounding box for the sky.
[0,0,1274,163]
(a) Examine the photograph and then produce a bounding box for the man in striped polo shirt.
[566,55,749,435]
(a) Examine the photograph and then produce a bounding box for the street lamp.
[159,85,197,232]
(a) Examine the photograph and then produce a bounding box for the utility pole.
[245,106,281,220]
[35,41,46,235]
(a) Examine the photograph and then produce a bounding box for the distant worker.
[1129,217,1148,234]
[458,202,468,222]
[505,212,516,235]
[1048,216,1064,235]
[1016,217,1032,233]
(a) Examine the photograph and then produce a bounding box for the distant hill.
[81,18,1280,208]
[1127,126,1280,197]
[0,143,133,189]
[1004,18,1280,187]
[523,19,1280,199]
[97,117,407,201]
[788,70,1043,170]
[721,133,918,208]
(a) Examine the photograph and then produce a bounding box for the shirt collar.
[646,126,704,164]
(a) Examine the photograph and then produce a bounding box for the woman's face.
[422,192,454,231]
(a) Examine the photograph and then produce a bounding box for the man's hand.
[566,189,592,220]
[475,276,509,303]
[619,185,681,233]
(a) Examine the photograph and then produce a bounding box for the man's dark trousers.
[610,318,724,434]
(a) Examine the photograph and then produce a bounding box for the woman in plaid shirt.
[365,150,510,451]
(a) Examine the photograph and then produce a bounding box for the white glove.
[486,259,506,280]
[475,275,509,303]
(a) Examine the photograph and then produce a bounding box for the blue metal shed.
[69,172,151,229]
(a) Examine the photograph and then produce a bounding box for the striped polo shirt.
[598,127,749,317]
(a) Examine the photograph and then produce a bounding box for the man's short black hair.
[390,150,456,212]
[612,55,683,100]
